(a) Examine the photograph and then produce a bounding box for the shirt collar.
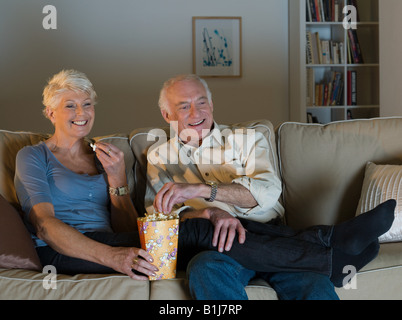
[172,121,223,150]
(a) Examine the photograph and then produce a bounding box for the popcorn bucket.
[137,215,179,280]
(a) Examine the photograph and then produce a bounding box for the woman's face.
[48,90,95,139]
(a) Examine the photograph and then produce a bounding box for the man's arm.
[153,181,257,215]
[152,131,282,222]
[146,148,247,252]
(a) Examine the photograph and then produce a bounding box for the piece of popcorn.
[138,212,179,222]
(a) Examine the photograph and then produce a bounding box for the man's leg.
[262,272,340,300]
[179,218,332,276]
[186,251,256,300]
[179,200,395,283]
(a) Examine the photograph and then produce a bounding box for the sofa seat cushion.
[336,242,402,300]
[0,269,149,299]
[361,242,402,273]
[148,273,278,300]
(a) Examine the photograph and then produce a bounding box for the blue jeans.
[187,251,339,300]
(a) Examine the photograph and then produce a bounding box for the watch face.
[109,186,129,196]
[118,187,128,195]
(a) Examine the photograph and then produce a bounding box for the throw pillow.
[356,162,402,243]
[0,195,42,270]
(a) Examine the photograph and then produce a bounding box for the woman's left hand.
[93,142,127,186]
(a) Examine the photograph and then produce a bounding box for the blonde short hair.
[42,69,97,119]
[158,74,212,112]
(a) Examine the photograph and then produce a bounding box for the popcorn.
[137,213,179,280]
[137,212,179,222]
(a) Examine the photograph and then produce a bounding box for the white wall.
[379,0,402,117]
[0,0,289,136]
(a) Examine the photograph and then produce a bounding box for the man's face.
[162,79,214,147]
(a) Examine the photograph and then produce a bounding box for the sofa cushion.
[0,268,149,299]
[148,273,278,300]
[356,162,402,243]
[336,242,402,300]
[0,194,42,271]
[129,119,279,214]
[277,118,402,229]
[0,130,49,207]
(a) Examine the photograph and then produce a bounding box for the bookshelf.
[289,0,379,124]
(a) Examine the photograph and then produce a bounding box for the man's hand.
[153,182,205,214]
[207,208,246,252]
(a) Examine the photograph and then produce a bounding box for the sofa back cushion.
[129,119,279,215]
[277,117,402,229]
[0,130,49,207]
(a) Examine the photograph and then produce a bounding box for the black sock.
[330,199,395,255]
[330,240,379,288]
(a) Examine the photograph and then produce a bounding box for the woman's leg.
[36,231,140,275]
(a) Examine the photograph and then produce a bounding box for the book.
[306,0,343,22]
[306,68,315,106]
[306,31,343,65]
[351,70,357,105]
[347,30,364,64]
[310,71,344,106]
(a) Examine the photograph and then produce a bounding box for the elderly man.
[145,74,394,300]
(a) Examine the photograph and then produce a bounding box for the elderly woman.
[14,69,157,279]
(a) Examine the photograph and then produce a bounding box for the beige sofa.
[1,117,402,300]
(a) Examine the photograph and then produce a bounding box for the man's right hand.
[206,207,246,252]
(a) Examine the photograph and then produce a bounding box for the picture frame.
[192,16,242,78]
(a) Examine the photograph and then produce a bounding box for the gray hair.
[42,69,97,119]
[158,74,212,112]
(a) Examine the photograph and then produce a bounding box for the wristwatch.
[109,185,129,196]
[205,181,218,202]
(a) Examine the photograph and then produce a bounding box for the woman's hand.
[94,142,127,186]
[106,246,159,281]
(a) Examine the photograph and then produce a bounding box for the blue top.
[14,142,113,247]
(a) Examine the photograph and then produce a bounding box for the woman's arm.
[94,142,138,232]
[30,202,157,280]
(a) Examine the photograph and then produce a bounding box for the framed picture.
[192,17,242,78]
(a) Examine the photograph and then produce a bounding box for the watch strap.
[109,185,129,196]
[205,182,218,202]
